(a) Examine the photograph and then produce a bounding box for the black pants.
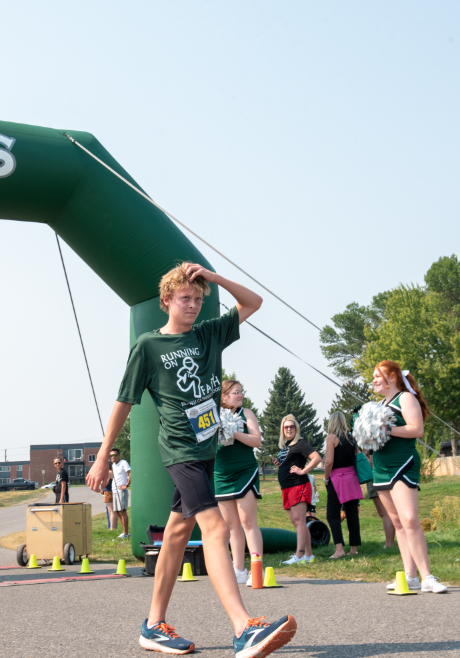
[326,479,361,547]
[55,491,69,503]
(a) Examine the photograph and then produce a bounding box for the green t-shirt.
[117,306,240,466]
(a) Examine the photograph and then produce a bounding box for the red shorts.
[282,482,312,510]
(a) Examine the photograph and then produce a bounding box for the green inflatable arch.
[0,120,297,557]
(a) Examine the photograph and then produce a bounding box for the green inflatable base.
[260,527,297,553]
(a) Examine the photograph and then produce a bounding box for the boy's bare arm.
[185,263,263,323]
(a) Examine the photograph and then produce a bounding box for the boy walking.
[87,263,296,657]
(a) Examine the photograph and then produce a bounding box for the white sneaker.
[246,570,265,587]
[299,554,315,564]
[421,575,448,593]
[117,533,130,538]
[282,554,301,565]
[234,567,248,584]
[386,576,421,590]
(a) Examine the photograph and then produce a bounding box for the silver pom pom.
[218,408,245,446]
[353,401,396,452]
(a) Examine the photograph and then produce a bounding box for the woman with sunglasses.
[272,414,322,565]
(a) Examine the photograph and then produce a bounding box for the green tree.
[425,254,460,332]
[323,380,372,436]
[320,293,389,379]
[320,255,460,454]
[361,284,460,450]
[113,415,131,463]
[425,255,460,454]
[259,367,324,470]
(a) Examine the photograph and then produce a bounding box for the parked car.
[0,478,39,491]
[41,481,57,490]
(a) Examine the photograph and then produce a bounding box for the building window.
[0,478,11,484]
[88,454,96,462]
[17,466,23,475]
[68,465,84,478]
[68,449,83,461]
[0,466,10,472]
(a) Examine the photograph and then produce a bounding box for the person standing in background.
[110,448,131,538]
[272,414,322,565]
[214,379,263,587]
[103,467,118,530]
[324,411,362,559]
[372,361,447,593]
[54,458,69,504]
[306,473,319,521]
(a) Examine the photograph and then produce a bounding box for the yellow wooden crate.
[26,503,92,562]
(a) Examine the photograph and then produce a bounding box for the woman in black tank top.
[324,411,362,559]
[331,437,355,470]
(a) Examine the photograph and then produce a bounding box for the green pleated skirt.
[372,437,421,491]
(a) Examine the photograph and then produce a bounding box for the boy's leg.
[148,511,196,625]
[163,460,250,635]
[147,459,297,656]
[196,505,250,637]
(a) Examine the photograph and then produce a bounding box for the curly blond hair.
[159,263,211,313]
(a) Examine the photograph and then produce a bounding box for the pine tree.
[323,380,371,437]
[259,367,324,469]
[222,369,259,419]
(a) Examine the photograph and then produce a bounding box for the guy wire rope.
[219,309,443,458]
[63,133,459,444]
[63,132,367,370]
[55,233,105,436]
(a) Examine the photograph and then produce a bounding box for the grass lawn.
[0,488,49,508]
[0,509,138,565]
[257,475,460,585]
[2,476,459,583]
[90,510,137,564]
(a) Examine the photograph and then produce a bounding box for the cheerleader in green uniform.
[214,379,263,586]
[372,361,447,593]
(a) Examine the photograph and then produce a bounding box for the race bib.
[186,398,221,443]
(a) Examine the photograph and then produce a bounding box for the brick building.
[29,442,102,485]
[0,461,31,484]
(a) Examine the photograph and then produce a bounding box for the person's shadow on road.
[274,640,460,656]
[196,641,460,656]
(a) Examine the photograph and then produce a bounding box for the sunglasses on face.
[55,461,61,465]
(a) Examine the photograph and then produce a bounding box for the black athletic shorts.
[167,459,218,519]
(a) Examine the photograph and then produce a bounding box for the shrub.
[431,496,460,529]
[416,442,438,483]
[421,518,437,533]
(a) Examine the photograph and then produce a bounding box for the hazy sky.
[1,1,459,460]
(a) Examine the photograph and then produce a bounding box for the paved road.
[0,486,127,566]
[0,486,108,538]
[0,569,458,657]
